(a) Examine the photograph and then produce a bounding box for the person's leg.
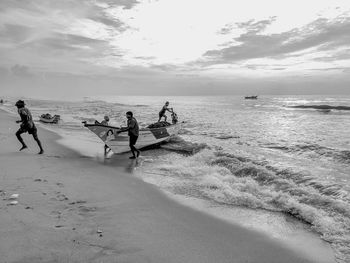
[15,129,27,151]
[32,129,44,154]
[133,136,140,157]
[129,136,136,158]
[129,135,140,159]
[164,115,167,122]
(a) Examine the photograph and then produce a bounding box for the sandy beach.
[0,109,336,263]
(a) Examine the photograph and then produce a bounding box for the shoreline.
[0,109,336,263]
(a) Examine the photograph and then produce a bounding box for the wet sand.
[0,109,336,263]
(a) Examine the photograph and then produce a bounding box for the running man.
[118,111,140,159]
[158,101,173,122]
[15,100,44,154]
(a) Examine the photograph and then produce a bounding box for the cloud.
[0,0,143,74]
[0,24,33,43]
[97,0,140,10]
[203,16,350,63]
[10,64,33,77]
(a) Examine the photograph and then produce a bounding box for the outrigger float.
[83,115,182,154]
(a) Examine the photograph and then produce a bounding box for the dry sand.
[0,110,336,263]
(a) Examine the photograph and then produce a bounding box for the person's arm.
[16,109,28,123]
[117,127,127,133]
[118,119,135,133]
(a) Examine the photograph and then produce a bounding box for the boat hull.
[84,123,181,154]
[39,115,60,124]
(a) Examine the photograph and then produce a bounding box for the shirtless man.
[15,100,44,154]
[158,101,173,122]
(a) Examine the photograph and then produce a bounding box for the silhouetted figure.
[101,116,111,156]
[101,115,109,126]
[158,101,173,122]
[15,100,44,154]
[118,111,140,159]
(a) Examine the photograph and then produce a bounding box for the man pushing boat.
[117,111,141,159]
[83,110,181,155]
[158,101,173,122]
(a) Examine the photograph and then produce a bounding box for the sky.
[0,0,350,99]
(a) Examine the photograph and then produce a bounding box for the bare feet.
[129,156,136,159]
[38,149,44,154]
[19,145,27,151]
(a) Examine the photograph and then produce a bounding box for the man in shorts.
[118,111,140,159]
[15,100,44,154]
[158,101,173,122]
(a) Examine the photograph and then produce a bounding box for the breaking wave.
[265,143,350,164]
[160,136,209,154]
[144,149,350,262]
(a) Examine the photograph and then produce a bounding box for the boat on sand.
[84,121,182,154]
[40,113,60,124]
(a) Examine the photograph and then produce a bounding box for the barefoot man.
[15,100,44,154]
[117,111,140,159]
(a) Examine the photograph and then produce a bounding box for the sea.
[1,95,349,262]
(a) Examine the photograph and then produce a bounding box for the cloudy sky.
[0,0,350,99]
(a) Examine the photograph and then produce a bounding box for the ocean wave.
[145,149,350,262]
[160,136,209,154]
[177,128,194,135]
[288,105,350,111]
[265,143,350,164]
[214,135,240,140]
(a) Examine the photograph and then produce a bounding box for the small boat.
[39,113,60,124]
[83,121,182,154]
[245,96,258,99]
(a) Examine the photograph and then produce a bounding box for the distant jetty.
[244,96,258,100]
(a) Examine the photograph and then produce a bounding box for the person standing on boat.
[118,111,140,159]
[15,100,44,154]
[158,101,173,122]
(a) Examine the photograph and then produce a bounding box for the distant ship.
[244,95,258,99]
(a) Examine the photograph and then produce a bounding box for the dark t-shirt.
[127,117,139,137]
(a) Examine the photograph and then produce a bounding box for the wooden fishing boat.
[83,121,182,154]
[39,114,60,124]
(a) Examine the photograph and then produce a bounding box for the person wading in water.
[15,100,44,154]
[117,111,140,159]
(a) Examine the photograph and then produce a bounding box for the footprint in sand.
[56,182,64,187]
[50,210,62,218]
[50,192,69,201]
[69,200,87,205]
[78,205,98,215]
[34,179,48,183]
